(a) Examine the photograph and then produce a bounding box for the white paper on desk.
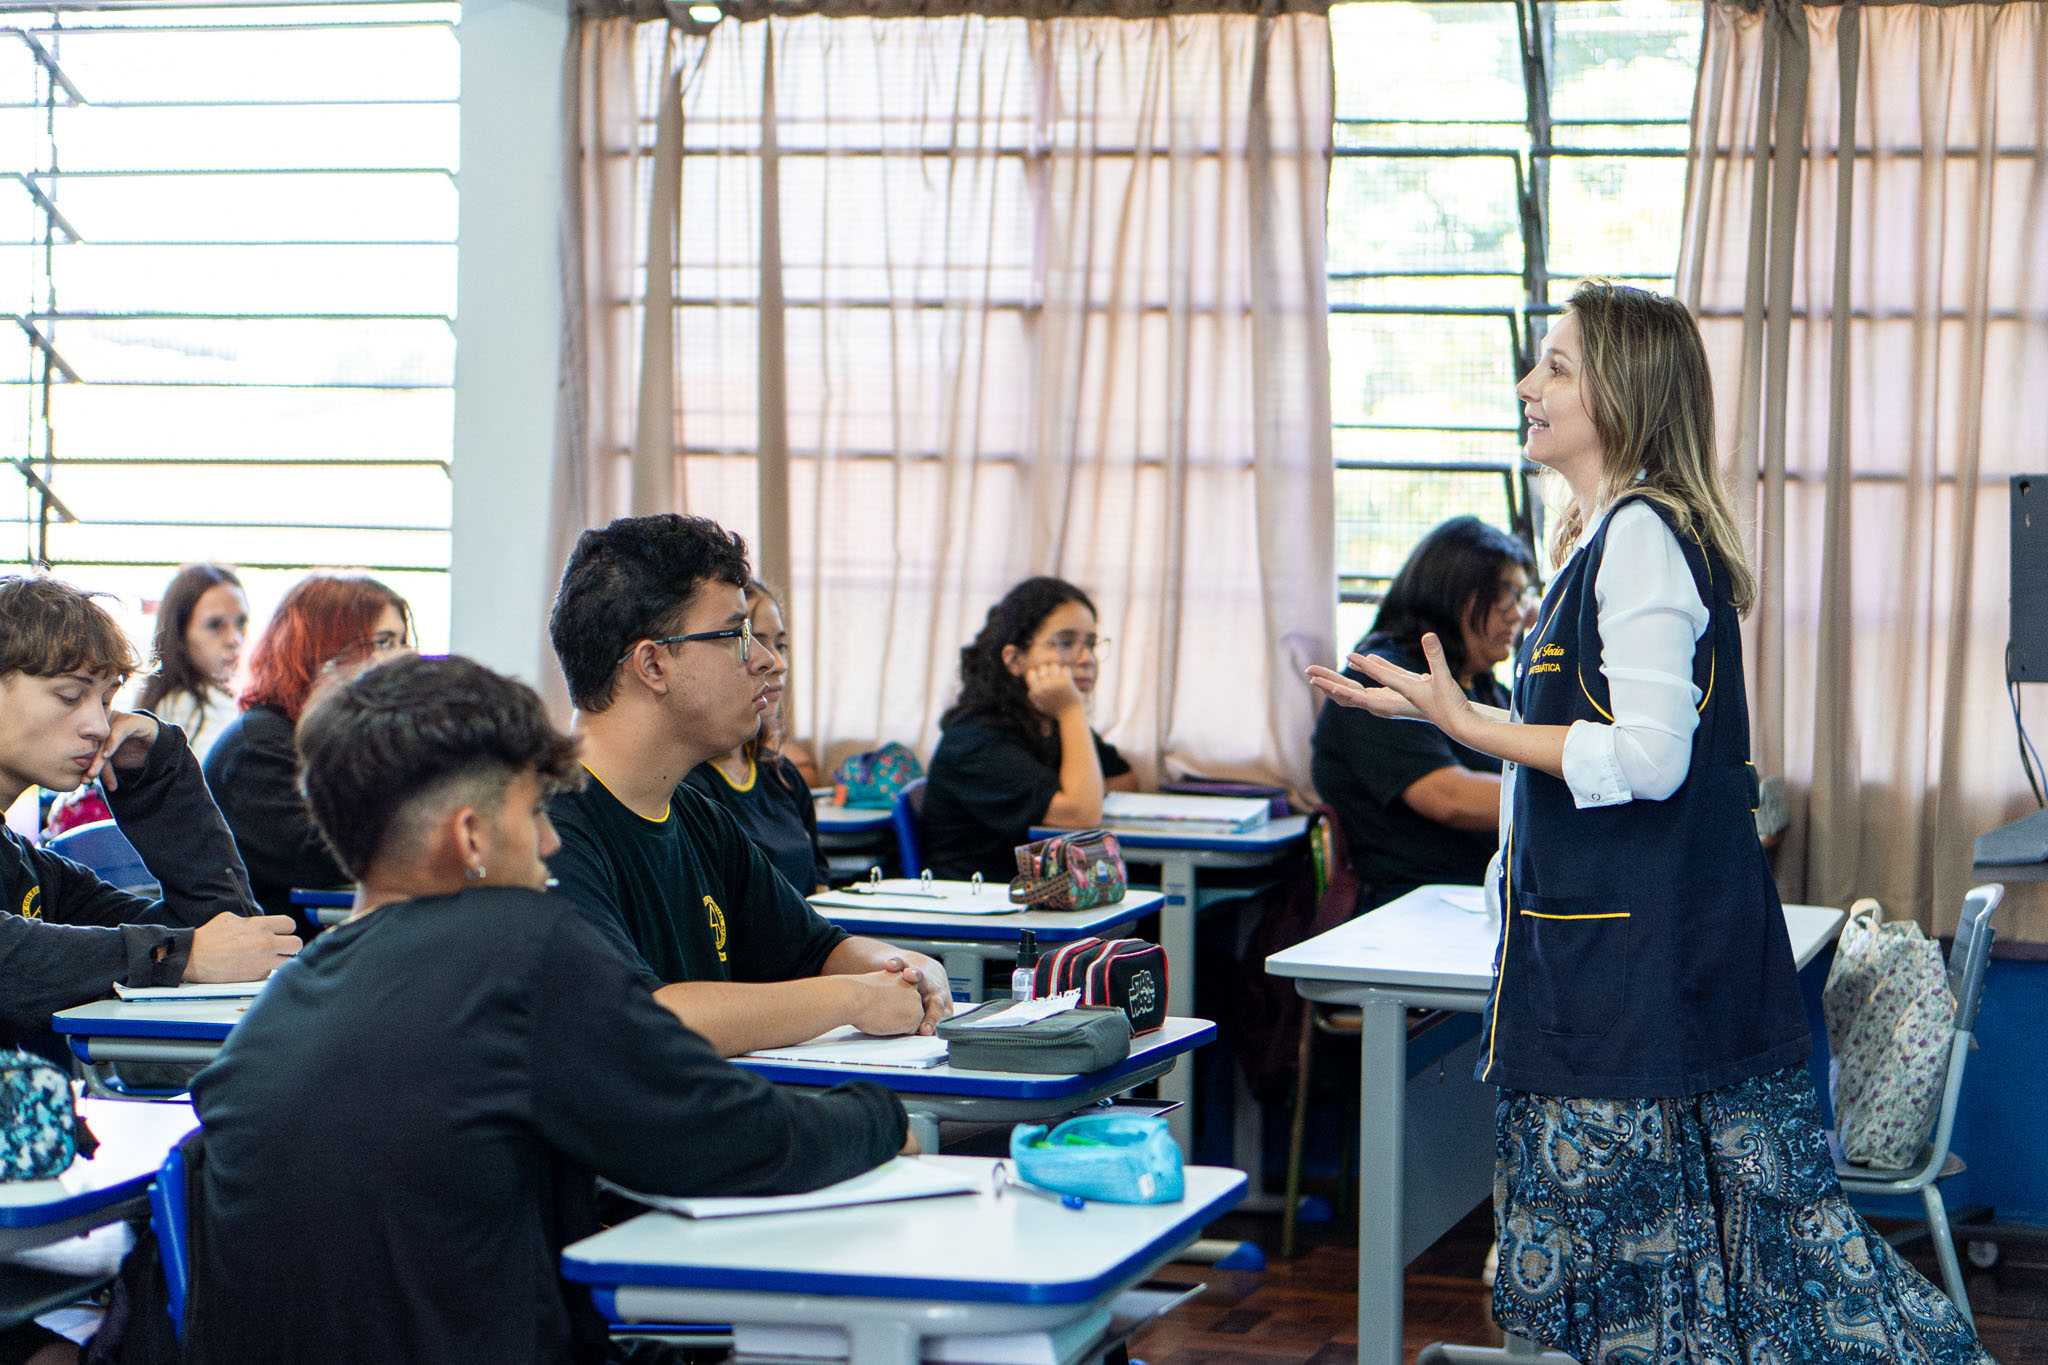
[811,880,1021,915]
[112,981,264,1001]
[606,1157,978,1219]
[947,991,1080,1029]
[743,1026,950,1068]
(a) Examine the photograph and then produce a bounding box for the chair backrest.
[151,1136,194,1339]
[1947,883,2003,1034]
[892,777,927,877]
[46,819,155,894]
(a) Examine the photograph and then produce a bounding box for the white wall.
[449,0,571,688]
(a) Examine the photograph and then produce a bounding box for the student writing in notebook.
[187,656,909,1365]
[921,577,1139,881]
[681,578,829,894]
[543,514,950,1056]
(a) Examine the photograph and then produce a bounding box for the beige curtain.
[1678,0,2048,938]
[564,5,1336,795]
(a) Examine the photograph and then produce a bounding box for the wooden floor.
[1129,1202,2048,1364]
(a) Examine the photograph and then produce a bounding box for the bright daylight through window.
[0,1,459,650]
[1328,0,1701,650]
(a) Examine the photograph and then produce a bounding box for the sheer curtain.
[1678,0,2048,937]
[562,2,1335,795]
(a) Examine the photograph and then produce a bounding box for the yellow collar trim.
[583,764,670,825]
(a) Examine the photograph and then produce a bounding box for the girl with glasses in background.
[922,576,1138,881]
[205,573,414,929]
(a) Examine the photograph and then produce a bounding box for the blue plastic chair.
[46,819,155,894]
[150,1138,194,1340]
[891,777,928,877]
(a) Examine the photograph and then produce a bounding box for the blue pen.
[993,1161,1084,1210]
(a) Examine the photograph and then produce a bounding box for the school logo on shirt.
[704,895,727,962]
[19,886,39,920]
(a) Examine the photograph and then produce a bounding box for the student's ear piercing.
[464,864,486,882]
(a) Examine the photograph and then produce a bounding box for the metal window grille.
[1328,0,1700,651]
[0,1,458,642]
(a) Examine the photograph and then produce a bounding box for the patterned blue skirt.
[1493,1064,1993,1364]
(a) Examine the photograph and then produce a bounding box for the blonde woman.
[1310,280,1987,1363]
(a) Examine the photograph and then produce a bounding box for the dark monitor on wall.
[2011,474,2048,683]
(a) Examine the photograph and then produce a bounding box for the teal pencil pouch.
[1008,1113,1184,1204]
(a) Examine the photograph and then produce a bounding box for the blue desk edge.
[565,1169,1248,1305]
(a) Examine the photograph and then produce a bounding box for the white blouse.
[1500,498,1711,825]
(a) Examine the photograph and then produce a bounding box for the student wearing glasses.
[543,515,950,1057]
[921,577,1139,882]
[204,574,413,926]
[1312,517,1537,911]
[682,579,829,893]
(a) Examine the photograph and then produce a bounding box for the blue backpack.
[1,1048,95,1180]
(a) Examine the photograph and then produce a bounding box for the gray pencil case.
[936,1003,1132,1073]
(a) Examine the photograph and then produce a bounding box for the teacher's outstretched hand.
[1307,631,1472,738]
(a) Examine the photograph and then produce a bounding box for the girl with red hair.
[204,575,412,925]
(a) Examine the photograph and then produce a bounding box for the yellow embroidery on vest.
[19,886,40,920]
[1528,662,1561,675]
[705,895,728,962]
[1520,910,1630,920]
[1536,643,1564,660]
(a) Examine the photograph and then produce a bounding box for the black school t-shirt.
[682,754,829,893]
[187,887,904,1365]
[920,717,1131,881]
[1310,635,1506,910]
[544,773,847,992]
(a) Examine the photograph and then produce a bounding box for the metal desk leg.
[906,1110,942,1156]
[1153,852,1197,1155]
[1356,996,1408,1365]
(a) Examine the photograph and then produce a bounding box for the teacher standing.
[1309,280,1987,1363]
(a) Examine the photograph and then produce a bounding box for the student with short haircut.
[0,575,300,1041]
[545,514,948,1057]
[189,655,909,1365]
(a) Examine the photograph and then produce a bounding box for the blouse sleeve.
[1557,501,1710,808]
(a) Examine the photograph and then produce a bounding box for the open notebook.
[742,1025,951,1069]
[603,1156,978,1218]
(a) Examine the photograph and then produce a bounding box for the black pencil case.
[936,1003,1132,1073]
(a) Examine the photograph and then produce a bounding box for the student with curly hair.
[921,577,1139,881]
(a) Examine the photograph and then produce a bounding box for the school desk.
[1033,815,1309,1153]
[734,1016,1213,1154]
[290,887,352,927]
[1262,885,1847,1365]
[52,996,1210,1157]
[561,1153,1247,1365]
[808,886,1161,1001]
[815,797,897,880]
[0,1098,198,1328]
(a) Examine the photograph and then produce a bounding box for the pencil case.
[1032,937,1168,1035]
[1009,1112,1184,1204]
[935,1002,1131,1073]
[1009,830,1126,910]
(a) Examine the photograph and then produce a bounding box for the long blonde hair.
[1547,279,1756,615]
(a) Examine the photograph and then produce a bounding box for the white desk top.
[1264,884,1845,993]
[815,798,895,832]
[562,1154,1247,1305]
[811,887,1162,943]
[0,1098,196,1229]
[734,1015,1213,1099]
[1032,813,1309,853]
[53,996,249,1041]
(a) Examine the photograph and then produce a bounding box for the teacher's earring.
[464,864,487,882]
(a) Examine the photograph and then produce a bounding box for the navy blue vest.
[1479,495,1810,1098]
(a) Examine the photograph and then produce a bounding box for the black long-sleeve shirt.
[188,887,907,1365]
[0,719,256,1038]
[203,703,348,923]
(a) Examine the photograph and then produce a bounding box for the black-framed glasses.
[624,618,752,665]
